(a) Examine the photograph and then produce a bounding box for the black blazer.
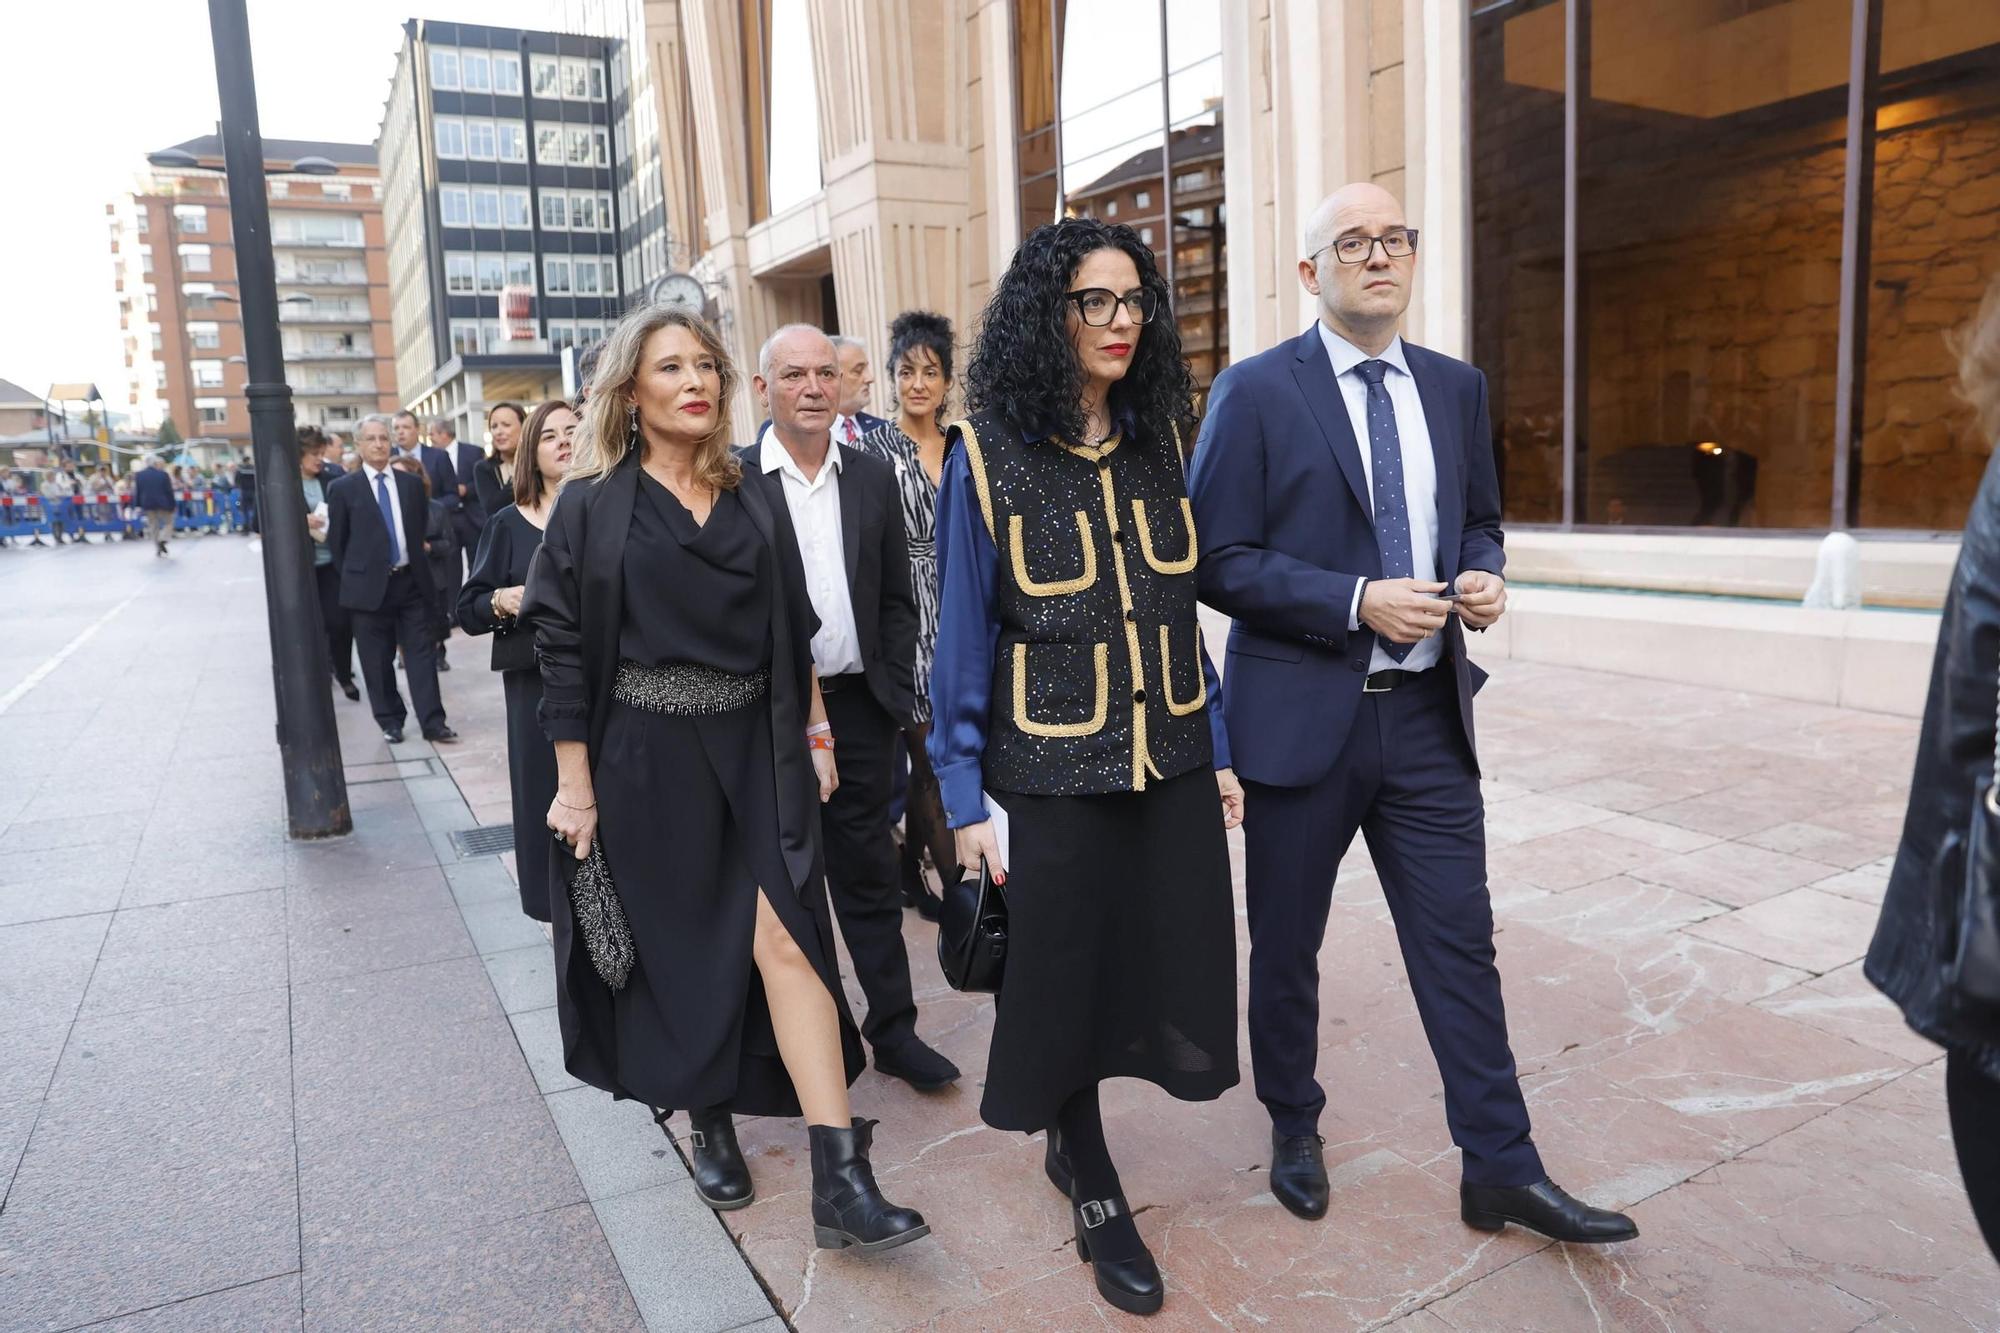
[520,453,825,895]
[739,439,918,728]
[420,444,462,515]
[472,455,510,520]
[454,441,487,527]
[325,466,436,612]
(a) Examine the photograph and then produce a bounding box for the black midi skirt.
[503,669,556,921]
[549,696,865,1118]
[980,765,1241,1132]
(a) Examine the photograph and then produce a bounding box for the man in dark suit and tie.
[831,335,888,443]
[742,324,959,1092]
[327,414,457,746]
[429,416,487,564]
[1188,183,1634,1245]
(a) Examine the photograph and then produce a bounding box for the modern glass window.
[429,47,459,91]
[570,191,597,231]
[177,243,211,272]
[589,60,607,101]
[466,119,496,161]
[191,359,224,388]
[480,320,506,353]
[183,283,215,309]
[321,181,351,201]
[476,254,505,293]
[188,321,220,349]
[434,116,465,159]
[544,257,572,293]
[574,259,601,294]
[535,126,564,165]
[547,320,576,353]
[471,188,501,229]
[173,204,206,234]
[196,397,228,424]
[440,186,470,226]
[501,187,532,229]
[1469,0,2000,532]
[154,364,168,390]
[493,53,521,95]
[461,50,491,93]
[531,55,561,98]
[497,121,527,163]
[444,253,475,294]
[561,57,591,100]
[449,319,480,357]
[272,212,363,245]
[600,259,617,296]
[767,0,824,213]
[506,254,535,289]
[598,191,614,230]
[541,192,567,230]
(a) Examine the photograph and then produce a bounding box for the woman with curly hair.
[859,310,959,918]
[929,217,1243,1316]
[522,304,929,1255]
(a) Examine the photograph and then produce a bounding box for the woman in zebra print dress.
[858,311,958,906]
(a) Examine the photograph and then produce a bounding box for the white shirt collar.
[1317,322,1410,380]
[363,461,393,482]
[760,427,846,480]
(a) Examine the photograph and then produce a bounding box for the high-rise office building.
[379,19,628,436]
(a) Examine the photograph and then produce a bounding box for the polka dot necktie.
[1356,359,1413,663]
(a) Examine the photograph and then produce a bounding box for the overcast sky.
[0,0,551,407]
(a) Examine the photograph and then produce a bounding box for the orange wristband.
[808,733,836,752]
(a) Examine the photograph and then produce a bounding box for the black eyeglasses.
[1065,287,1160,327]
[1316,228,1420,265]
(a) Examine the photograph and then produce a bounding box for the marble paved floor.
[656,653,1995,1332]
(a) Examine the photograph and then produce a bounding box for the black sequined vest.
[951,410,1214,797]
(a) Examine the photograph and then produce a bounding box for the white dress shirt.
[361,461,410,569]
[760,433,865,677]
[1318,323,1444,674]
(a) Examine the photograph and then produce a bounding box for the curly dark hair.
[964,217,1193,448]
[887,309,955,423]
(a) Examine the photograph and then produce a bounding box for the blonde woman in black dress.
[525,304,928,1254]
[858,311,959,910]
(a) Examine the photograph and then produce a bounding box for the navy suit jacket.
[1187,326,1504,788]
[420,444,461,514]
[453,441,487,527]
[326,467,437,613]
[132,466,176,512]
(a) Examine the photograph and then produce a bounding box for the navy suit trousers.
[1244,667,1543,1187]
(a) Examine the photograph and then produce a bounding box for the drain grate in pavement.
[449,825,517,858]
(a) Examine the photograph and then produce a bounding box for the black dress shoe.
[678,1107,755,1211]
[898,840,944,921]
[1073,1192,1165,1316]
[382,727,405,744]
[1461,1178,1638,1244]
[424,726,459,743]
[1044,1128,1074,1198]
[874,1037,960,1090]
[338,678,360,701]
[810,1118,930,1254]
[1270,1130,1329,1220]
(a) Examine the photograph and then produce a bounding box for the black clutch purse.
[937,857,1008,993]
[568,838,635,992]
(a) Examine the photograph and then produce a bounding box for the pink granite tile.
[1644,785,1797,840]
[1680,888,1882,974]
[1628,839,1837,909]
[1500,876,1728,945]
[1543,766,1722,815]
[1753,963,1940,1065]
[1487,828,1680,893]
[1740,819,1897,871]
[1809,856,1894,906]
[1483,795,1619,848]
[1593,814,1723,854]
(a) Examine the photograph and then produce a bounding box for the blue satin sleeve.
[926,446,1000,828]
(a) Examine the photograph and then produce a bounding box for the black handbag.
[1942,665,2000,1012]
[937,857,1008,993]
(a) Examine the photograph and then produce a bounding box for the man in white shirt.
[1189,183,1634,1245]
[742,323,958,1093]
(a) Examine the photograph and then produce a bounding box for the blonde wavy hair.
[564,304,742,491]
[1954,275,2000,447]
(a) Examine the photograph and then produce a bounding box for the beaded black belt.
[612,659,769,715]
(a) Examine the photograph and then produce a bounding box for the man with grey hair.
[831,334,886,442]
[131,452,177,557]
[326,413,455,745]
[1189,182,1634,1244]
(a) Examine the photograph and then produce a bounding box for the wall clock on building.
[647,272,706,315]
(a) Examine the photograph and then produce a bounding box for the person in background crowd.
[1189,183,1634,1244]
[525,304,930,1254]
[392,410,424,462]
[341,449,359,473]
[832,335,887,442]
[296,426,327,474]
[422,417,469,667]
[300,435,359,700]
[457,399,577,921]
[391,453,459,670]
[930,218,1241,1317]
[575,340,605,406]
[320,432,347,480]
[473,402,524,522]
[448,412,489,569]
[859,311,959,920]
[1868,276,2000,1262]
[746,324,959,1093]
[326,414,456,746]
[236,453,258,534]
[40,470,77,545]
[132,454,177,558]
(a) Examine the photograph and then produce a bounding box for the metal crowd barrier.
[0,490,248,541]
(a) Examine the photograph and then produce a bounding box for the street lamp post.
[197,0,351,837]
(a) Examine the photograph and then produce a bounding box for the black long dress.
[547,476,866,1116]
[457,504,554,921]
[472,455,511,525]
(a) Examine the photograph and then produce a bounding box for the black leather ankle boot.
[1072,1190,1164,1316]
[809,1118,930,1254]
[684,1107,754,1211]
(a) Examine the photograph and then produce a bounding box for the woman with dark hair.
[522,304,928,1254]
[457,399,578,921]
[929,217,1242,1316]
[1868,276,2000,1260]
[473,401,526,521]
[859,310,958,918]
